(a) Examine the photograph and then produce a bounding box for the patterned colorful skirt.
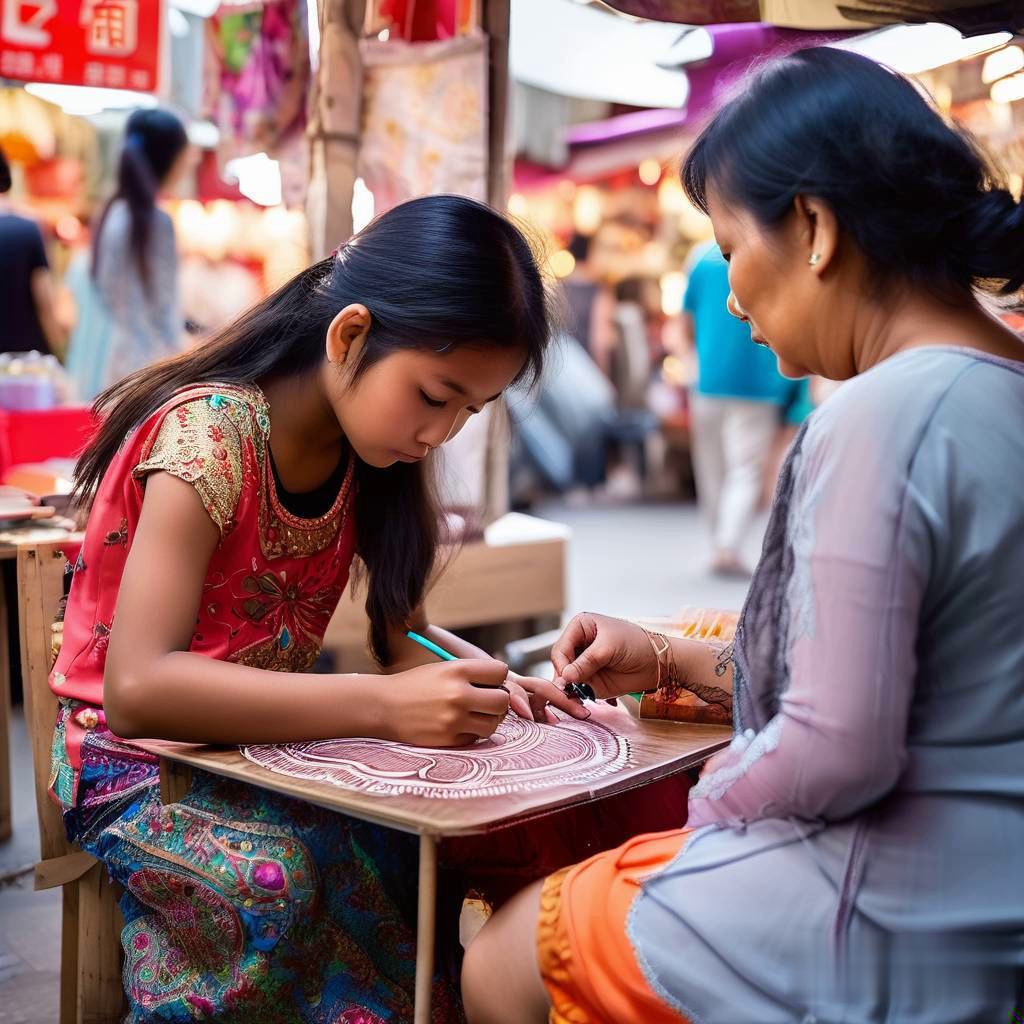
[51,701,465,1023]
[50,700,694,1022]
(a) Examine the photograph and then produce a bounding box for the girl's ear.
[326,304,372,364]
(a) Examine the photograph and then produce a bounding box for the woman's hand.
[550,612,657,700]
[382,659,511,747]
[504,671,592,724]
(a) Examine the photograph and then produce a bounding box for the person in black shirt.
[0,148,65,355]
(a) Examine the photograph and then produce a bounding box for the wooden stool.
[17,541,125,1023]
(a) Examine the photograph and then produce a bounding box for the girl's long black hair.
[75,194,552,664]
[682,46,1024,302]
[92,107,188,293]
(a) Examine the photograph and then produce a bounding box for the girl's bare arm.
[103,472,509,746]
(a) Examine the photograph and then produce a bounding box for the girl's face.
[325,319,526,468]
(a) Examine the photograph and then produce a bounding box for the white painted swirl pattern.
[242,712,630,799]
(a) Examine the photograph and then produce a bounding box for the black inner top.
[268,448,349,520]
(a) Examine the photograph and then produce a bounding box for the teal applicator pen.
[406,630,458,662]
[406,630,592,703]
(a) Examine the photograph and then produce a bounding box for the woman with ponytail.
[50,194,593,1021]
[464,48,1024,1024]
[88,107,189,390]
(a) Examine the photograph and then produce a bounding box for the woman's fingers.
[558,643,610,685]
[549,615,592,675]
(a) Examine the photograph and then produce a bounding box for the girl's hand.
[504,671,592,724]
[550,612,657,700]
[383,659,511,747]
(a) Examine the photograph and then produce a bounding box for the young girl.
[49,194,587,1023]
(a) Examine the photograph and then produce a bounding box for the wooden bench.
[324,512,570,669]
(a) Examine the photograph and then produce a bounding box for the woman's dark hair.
[682,46,1024,300]
[92,107,188,292]
[75,194,552,664]
[0,148,11,194]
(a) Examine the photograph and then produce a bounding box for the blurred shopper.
[0,148,65,356]
[683,241,810,575]
[562,231,616,374]
[74,108,190,394]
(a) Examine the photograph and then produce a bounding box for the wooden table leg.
[413,832,438,1024]
[0,571,11,842]
[159,757,192,805]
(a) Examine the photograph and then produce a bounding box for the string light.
[638,159,662,186]
[991,72,1024,105]
[982,45,1024,84]
[550,250,576,278]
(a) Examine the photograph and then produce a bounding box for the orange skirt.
[536,828,697,1024]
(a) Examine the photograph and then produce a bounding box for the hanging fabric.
[357,31,489,212]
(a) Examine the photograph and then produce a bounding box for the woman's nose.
[726,291,748,323]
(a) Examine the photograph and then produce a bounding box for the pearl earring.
[808,253,822,267]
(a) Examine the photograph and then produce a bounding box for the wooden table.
[0,522,78,842]
[135,703,729,1024]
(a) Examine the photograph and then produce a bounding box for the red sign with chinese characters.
[0,0,161,92]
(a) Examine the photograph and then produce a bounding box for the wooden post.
[76,862,126,1023]
[18,543,70,863]
[481,0,511,208]
[413,832,438,1024]
[307,0,367,259]
[159,758,193,806]
[0,567,11,842]
[479,0,513,520]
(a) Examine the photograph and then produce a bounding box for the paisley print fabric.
[52,702,464,1023]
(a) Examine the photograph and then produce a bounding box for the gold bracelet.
[643,627,688,701]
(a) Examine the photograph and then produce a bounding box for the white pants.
[690,394,779,553]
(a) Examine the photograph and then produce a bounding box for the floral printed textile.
[51,703,463,1023]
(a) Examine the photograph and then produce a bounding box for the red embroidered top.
[50,383,356,768]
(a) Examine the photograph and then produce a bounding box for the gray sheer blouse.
[631,347,1024,1022]
[94,198,182,388]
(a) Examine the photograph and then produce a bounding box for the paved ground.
[0,497,756,1023]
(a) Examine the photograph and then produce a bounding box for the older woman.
[462,47,1024,1023]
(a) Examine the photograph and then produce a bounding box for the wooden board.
[324,512,569,649]
[0,568,9,841]
[134,702,728,839]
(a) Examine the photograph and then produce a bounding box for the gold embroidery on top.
[131,381,354,559]
[230,634,322,674]
[133,386,268,537]
[256,448,354,561]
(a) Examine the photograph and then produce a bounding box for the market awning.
[597,0,1024,34]
[511,0,690,108]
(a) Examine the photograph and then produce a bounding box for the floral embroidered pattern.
[133,388,261,536]
[690,714,785,804]
[103,516,128,546]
